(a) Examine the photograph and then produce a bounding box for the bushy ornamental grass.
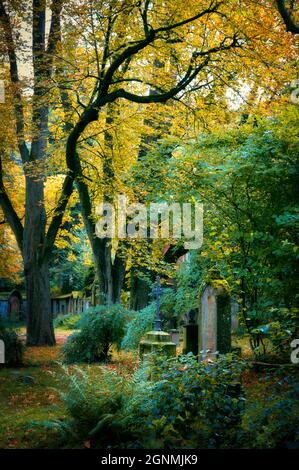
[62,304,132,363]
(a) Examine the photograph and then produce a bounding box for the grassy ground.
[0,328,138,448]
[0,329,297,448]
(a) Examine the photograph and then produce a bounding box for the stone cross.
[152,276,163,331]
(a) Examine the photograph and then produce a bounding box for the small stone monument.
[199,280,231,359]
[7,290,22,322]
[169,329,180,346]
[139,276,176,359]
[0,339,4,364]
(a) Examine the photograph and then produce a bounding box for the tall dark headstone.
[183,309,198,356]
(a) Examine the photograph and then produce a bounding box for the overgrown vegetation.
[33,353,299,449]
[62,305,132,363]
[32,354,245,448]
[0,329,298,449]
[131,108,299,358]
[0,0,298,453]
[53,314,81,330]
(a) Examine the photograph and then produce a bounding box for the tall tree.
[58,0,241,304]
[0,0,74,345]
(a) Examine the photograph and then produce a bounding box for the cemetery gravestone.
[8,290,22,322]
[139,276,176,359]
[0,339,4,364]
[199,282,231,359]
[169,329,180,346]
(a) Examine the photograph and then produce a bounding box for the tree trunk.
[130,268,151,310]
[112,249,126,304]
[23,176,55,346]
[92,238,125,305]
[25,259,55,346]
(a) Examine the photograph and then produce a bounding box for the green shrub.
[240,377,299,448]
[62,304,132,363]
[42,354,246,448]
[246,307,299,360]
[29,365,143,447]
[125,353,246,448]
[62,368,127,438]
[54,313,81,330]
[0,321,23,367]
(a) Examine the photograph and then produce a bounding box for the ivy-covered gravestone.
[198,280,231,359]
[139,276,176,359]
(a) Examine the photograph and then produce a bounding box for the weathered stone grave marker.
[199,281,231,359]
[183,277,232,360]
[0,339,4,364]
[7,290,22,322]
[139,276,176,359]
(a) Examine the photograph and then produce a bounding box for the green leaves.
[62,304,133,363]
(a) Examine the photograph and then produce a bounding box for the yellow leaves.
[0,224,23,281]
[67,252,76,262]
[83,250,93,266]
[55,228,80,250]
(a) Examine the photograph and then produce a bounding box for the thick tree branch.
[43,172,74,262]
[100,35,240,106]
[0,155,23,253]
[99,1,224,95]
[140,0,151,37]
[155,1,223,34]
[32,0,46,76]
[276,0,299,34]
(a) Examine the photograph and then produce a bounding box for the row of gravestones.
[140,280,239,360]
